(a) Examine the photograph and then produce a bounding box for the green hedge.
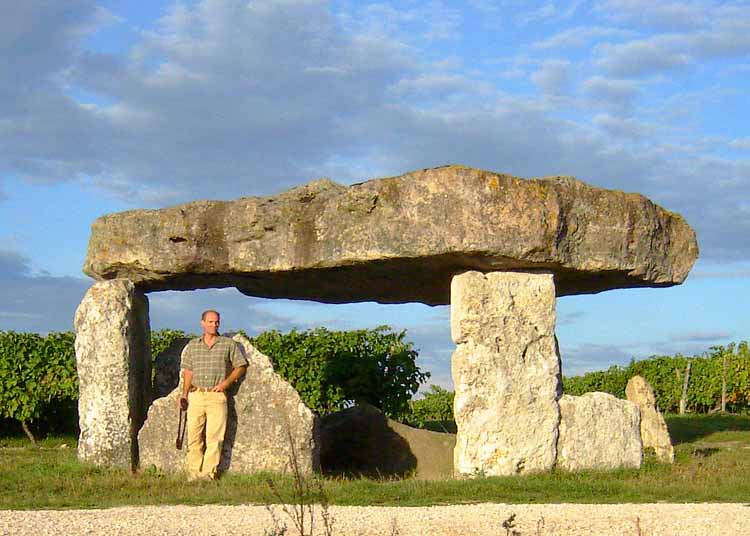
[404,343,750,426]
[0,331,78,439]
[252,326,428,420]
[0,326,429,437]
[563,342,750,413]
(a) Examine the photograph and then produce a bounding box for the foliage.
[0,331,77,439]
[407,385,455,426]
[563,341,750,413]
[150,329,191,361]
[1,326,428,436]
[252,326,429,420]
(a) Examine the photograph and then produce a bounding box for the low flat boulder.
[138,334,318,476]
[83,165,698,305]
[557,393,642,471]
[318,404,455,480]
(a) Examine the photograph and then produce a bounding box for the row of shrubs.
[2,327,747,440]
[0,327,429,439]
[407,341,750,423]
[563,341,750,413]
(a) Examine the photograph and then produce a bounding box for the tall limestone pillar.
[451,271,561,476]
[74,279,151,470]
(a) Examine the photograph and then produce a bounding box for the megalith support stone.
[451,271,561,476]
[74,279,151,470]
[556,393,642,471]
[138,333,318,476]
[626,375,674,463]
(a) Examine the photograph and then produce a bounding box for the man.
[178,310,248,480]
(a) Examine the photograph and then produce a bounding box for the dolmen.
[75,165,697,476]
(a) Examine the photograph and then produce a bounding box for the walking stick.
[176,398,188,450]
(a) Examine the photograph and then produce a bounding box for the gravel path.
[2,503,749,535]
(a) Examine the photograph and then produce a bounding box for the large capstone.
[83,165,698,305]
[556,393,642,471]
[626,375,674,463]
[451,271,561,476]
[138,334,318,475]
[74,279,151,469]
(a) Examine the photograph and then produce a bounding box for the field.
[1,414,749,511]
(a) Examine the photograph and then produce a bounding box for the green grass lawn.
[2,414,749,510]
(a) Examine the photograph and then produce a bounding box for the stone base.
[451,271,561,476]
[74,279,151,469]
[557,393,642,471]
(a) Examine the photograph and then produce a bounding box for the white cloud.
[531,60,571,96]
[582,76,640,113]
[533,26,632,50]
[595,0,706,30]
[669,331,733,343]
[1,0,749,266]
[593,113,653,139]
[593,37,691,77]
[0,249,91,333]
[730,138,750,151]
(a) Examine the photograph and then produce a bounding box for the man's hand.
[177,395,188,409]
[211,381,229,393]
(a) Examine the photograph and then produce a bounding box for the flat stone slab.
[557,393,642,471]
[319,404,455,480]
[83,165,698,304]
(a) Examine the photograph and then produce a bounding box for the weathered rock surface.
[557,393,642,471]
[151,338,190,400]
[319,404,455,480]
[626,375,674,463]
[83,165,698,305]
[74,279,151,469]
[138,334,318,475]
[451,271,561,476]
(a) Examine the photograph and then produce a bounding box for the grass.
[2,414,750,510]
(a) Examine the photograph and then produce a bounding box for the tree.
[252,326,429,420]
[0,331,77,445]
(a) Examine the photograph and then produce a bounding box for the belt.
[189,386,212,392]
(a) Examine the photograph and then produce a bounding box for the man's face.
[201,312,220,336]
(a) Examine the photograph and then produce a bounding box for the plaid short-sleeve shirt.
[180,336,248,389]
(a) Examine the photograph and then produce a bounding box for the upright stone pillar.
[74,279,151,470]
[451,271,561,476]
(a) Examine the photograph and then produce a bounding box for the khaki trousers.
[186,391,227,478]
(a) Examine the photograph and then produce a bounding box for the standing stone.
[451,271,561,476]
[557,393,642,471]
[138,333,318,475]
[74,279,151,469]
[626,375,674,463]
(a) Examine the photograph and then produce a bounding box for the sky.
[1,0,748,391]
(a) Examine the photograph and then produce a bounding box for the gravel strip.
[2,503,749,535]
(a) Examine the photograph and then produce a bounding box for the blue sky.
[1,0,749,390]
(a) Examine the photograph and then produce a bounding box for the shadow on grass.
[666,414,750,444]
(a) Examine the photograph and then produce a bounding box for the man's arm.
[178,368,193,408]
[211,365,247,393]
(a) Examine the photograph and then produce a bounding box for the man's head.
[200,310,220,336]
